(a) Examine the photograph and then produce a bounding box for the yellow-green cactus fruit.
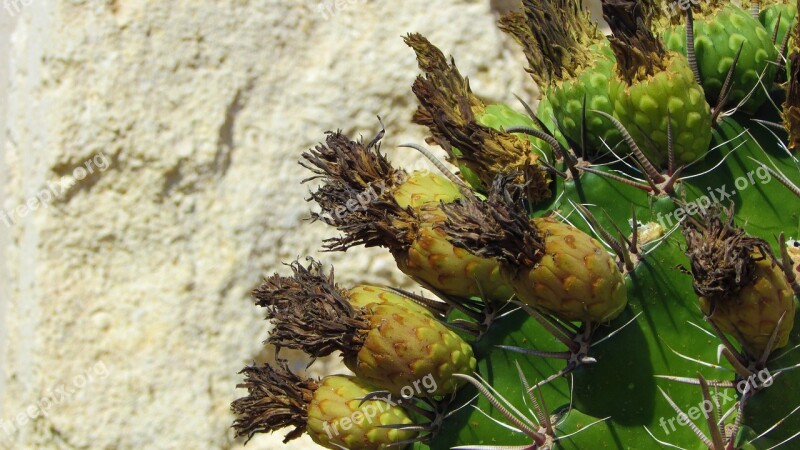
[231,361,416,450]
[302,129,514,302]
[442,175,628,324]
[683,207,796,356]
[254,259,476,397]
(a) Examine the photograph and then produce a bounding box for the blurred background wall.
[0,1,549,448]
[0,7,13,447]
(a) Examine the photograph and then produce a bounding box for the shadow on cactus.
[231,0,800,448]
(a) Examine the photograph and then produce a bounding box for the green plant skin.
[663,5,777,113]
[476,103,553,164]
[548,45,622,155]
[421,112,800,449]
[760,2,798,54]
[405,4,800,446]
[538,95,569,149]
[611,51,712,166]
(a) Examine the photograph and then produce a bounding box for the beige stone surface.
[0,1,540,449]
[0,6,16,432]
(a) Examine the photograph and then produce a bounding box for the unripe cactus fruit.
[350,302,475,396]
[662,3,777,112]
[231,361,416,450]
[512,217,628,322]
[683,207,796,355]
[253,259,476,396]
[760,1,798,51]
[302,129,514,301]
[348,285,436,319]
[441,175,628,323]
[605,0,712,166]
[406,33,552,200]
[392,171,462,209]
[234,0,800,447]
[307,375,417,450]
[499,0,621,154]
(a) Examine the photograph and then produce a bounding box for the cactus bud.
[682,206,796,355]
[301,129,514,301]
[499,0,622,154]
[231,361,416,449]
[406,33,551,200]
[441,175,628,323]
[604,0,713,166]
[253,259,476,396]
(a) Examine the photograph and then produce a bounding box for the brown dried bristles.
[441,174,545,269]
[498,0,603,85]
[302,128,399,193]
[783,49,800,151]
[406,34,551,202]
[253,259,371,358]
[682,206,773,301]
[603,0,669,84]
[231,360,318,443]
[641,0,725,27]
[301,130,420,252]
[404,33,483,120]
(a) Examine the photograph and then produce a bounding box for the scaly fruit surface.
[256,259,475,397]
[683,208,796,356]
[392,175,515,300]
[548,44,623,154]
[610,52,712,165]
[499,1,621,155]
[509,217,628,323]
[441,176,628,324]
[307,376,416,450]
[391,171,462,209]
[605,0,713,166]
[231,362,416,450]
[347,302,476,396]
[237,1,800,448]
[348,285,435,319]
[663,4,777,111]
[699,256,795,354]
[303,129,515,302]
[395,206,514,302]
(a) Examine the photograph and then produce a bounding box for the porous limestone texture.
[0,1,538,449]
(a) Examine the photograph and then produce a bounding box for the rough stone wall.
[0,1,539,449]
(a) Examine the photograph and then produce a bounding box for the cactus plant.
[232,0,800,448]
